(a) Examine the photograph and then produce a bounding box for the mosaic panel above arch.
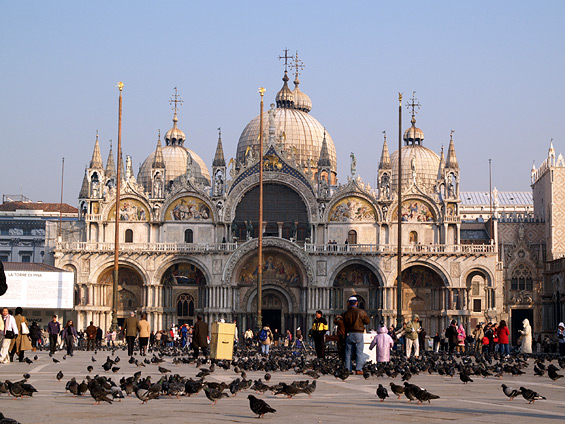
[393,200,436,222]
[164,196,212,221]
[333,264,379,287]
[108,199,149,222]
[162,263,207,286]
[329,196,376,222]
[237,251,302,287]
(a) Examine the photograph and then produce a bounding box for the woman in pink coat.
[369,325,394,362]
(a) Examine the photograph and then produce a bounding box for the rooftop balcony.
[56,240,496,256]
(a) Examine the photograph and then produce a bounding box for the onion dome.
[292,76,312,113]
[164,113,186,146]
[275,71,294,108]
[403,116,424,145]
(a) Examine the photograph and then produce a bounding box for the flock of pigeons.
[0,344,563,422]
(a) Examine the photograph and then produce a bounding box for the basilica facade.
[52,66,503,337]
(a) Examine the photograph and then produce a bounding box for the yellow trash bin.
[210,322,236,360]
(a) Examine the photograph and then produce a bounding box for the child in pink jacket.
[369,325,395,362]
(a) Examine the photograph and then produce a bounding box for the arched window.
[125,229,133,243]
[409,231,418,245]
[177,294,195,317]
[511,264,533,291]
[184,229,193,243]
[347,230,357,244]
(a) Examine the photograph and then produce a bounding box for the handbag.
[21,322,30,335]
[4,330,15,339]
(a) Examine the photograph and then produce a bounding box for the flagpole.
[396,92,403,330]
[58,157,65,243]
[112,82,123,332]
[257,87,265,332]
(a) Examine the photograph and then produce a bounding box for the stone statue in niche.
[411,155,417,182]
[318,202,326,219]
[380,173,390,198]
[246,219,253,240]
[214,170,224,196]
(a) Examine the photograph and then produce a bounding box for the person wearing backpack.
[259,325,273,355]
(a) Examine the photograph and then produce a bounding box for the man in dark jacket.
[192,315,209,360]
[312,310,328,359]
[343,296,370,374]
[445,319,458,353]
[334,314,346,361]
[85,321,97,351]
[123,312,139,356]
[47,315,61,355]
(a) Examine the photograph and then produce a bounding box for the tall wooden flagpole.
[112,82,123,332]
[257,87,265,331]
[58,157,65,243]
[396,92,403,330]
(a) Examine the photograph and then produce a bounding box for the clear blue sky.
[1,1,563,205]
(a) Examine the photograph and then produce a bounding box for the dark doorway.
[511,309,533,346]
[262,309,282,333]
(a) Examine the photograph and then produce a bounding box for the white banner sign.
[3,270,74,309]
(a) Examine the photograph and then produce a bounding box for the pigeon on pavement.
[501,384,521,401]
[248,395,276,418]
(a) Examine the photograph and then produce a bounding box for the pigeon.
[264,373,271,382]
[403,383,421,402]
[67,379,80,396]
[158,366,171,374]
[302,380,317,397]
[112,367,120,373]
[251,379,271,394]
[22,373,30,380]
[53,358,60,363]
[5,380,37,398]
[56,371,64,381]
[389,382,405,399]
[248,394,276,418]
[102,358,114,372]
[23,358,33,365]
[0,412,22,424]
[414,388,440,404]
[501,384,521,401]
[89,381,113,404]
[520,386,546,403]
[91,356,97,362]
[376,384,388,401]
[87,366,94,373]
[33,355,38,361]
[459,372,473,384]
[548,367,563,381]
[273,382,301,398]
[203,386,228,405]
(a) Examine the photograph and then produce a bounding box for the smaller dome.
[275,71,294,108]
[292,78,312,113]
[165,113,186,146]
[403,117,424,144]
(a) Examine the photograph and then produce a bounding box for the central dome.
[236,71,337,176]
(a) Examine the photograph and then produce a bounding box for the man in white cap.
[343,295,370,374]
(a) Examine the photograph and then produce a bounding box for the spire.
[446,130,459,169]
[79,168,89,198]
[213,128,226,167]
[275,71,295,108]
[89,130,103,169]
[403,92,424,145]
[152,130,165,168]
[105,140,116,180]
[317,130,331,168]
[379,131,391,169]
[437,145,445,179]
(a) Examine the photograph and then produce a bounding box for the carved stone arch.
[507,257,537,280]
[101,195,152,222]
[387,195,441,223]
[91,258,150,287]
[159,191,217,222]
[223,173,318,224]
[386,259,451,288]
[461,265,495,288]
[325,192,380,222]
[154,256,212,287]
[222,238,315,286]
[243,284,298,314]
[328,258,385,287]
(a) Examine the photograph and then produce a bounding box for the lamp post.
[257,87,265,332]
[112,82,123,332]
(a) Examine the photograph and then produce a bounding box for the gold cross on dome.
[278,48,294,72]
[292,51,304,79]
[406,91,421,117]
[169,87,184,114]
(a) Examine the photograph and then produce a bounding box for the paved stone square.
[0,349,563,424]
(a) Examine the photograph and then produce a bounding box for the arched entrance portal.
[236,248,303,334]
[161,262,207,326]
[398,265,445,336]
[98,266,144,327]
[332,263,382,328]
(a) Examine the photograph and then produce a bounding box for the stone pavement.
[0,349,563,424]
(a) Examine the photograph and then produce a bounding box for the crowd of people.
[0,301,564,370]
